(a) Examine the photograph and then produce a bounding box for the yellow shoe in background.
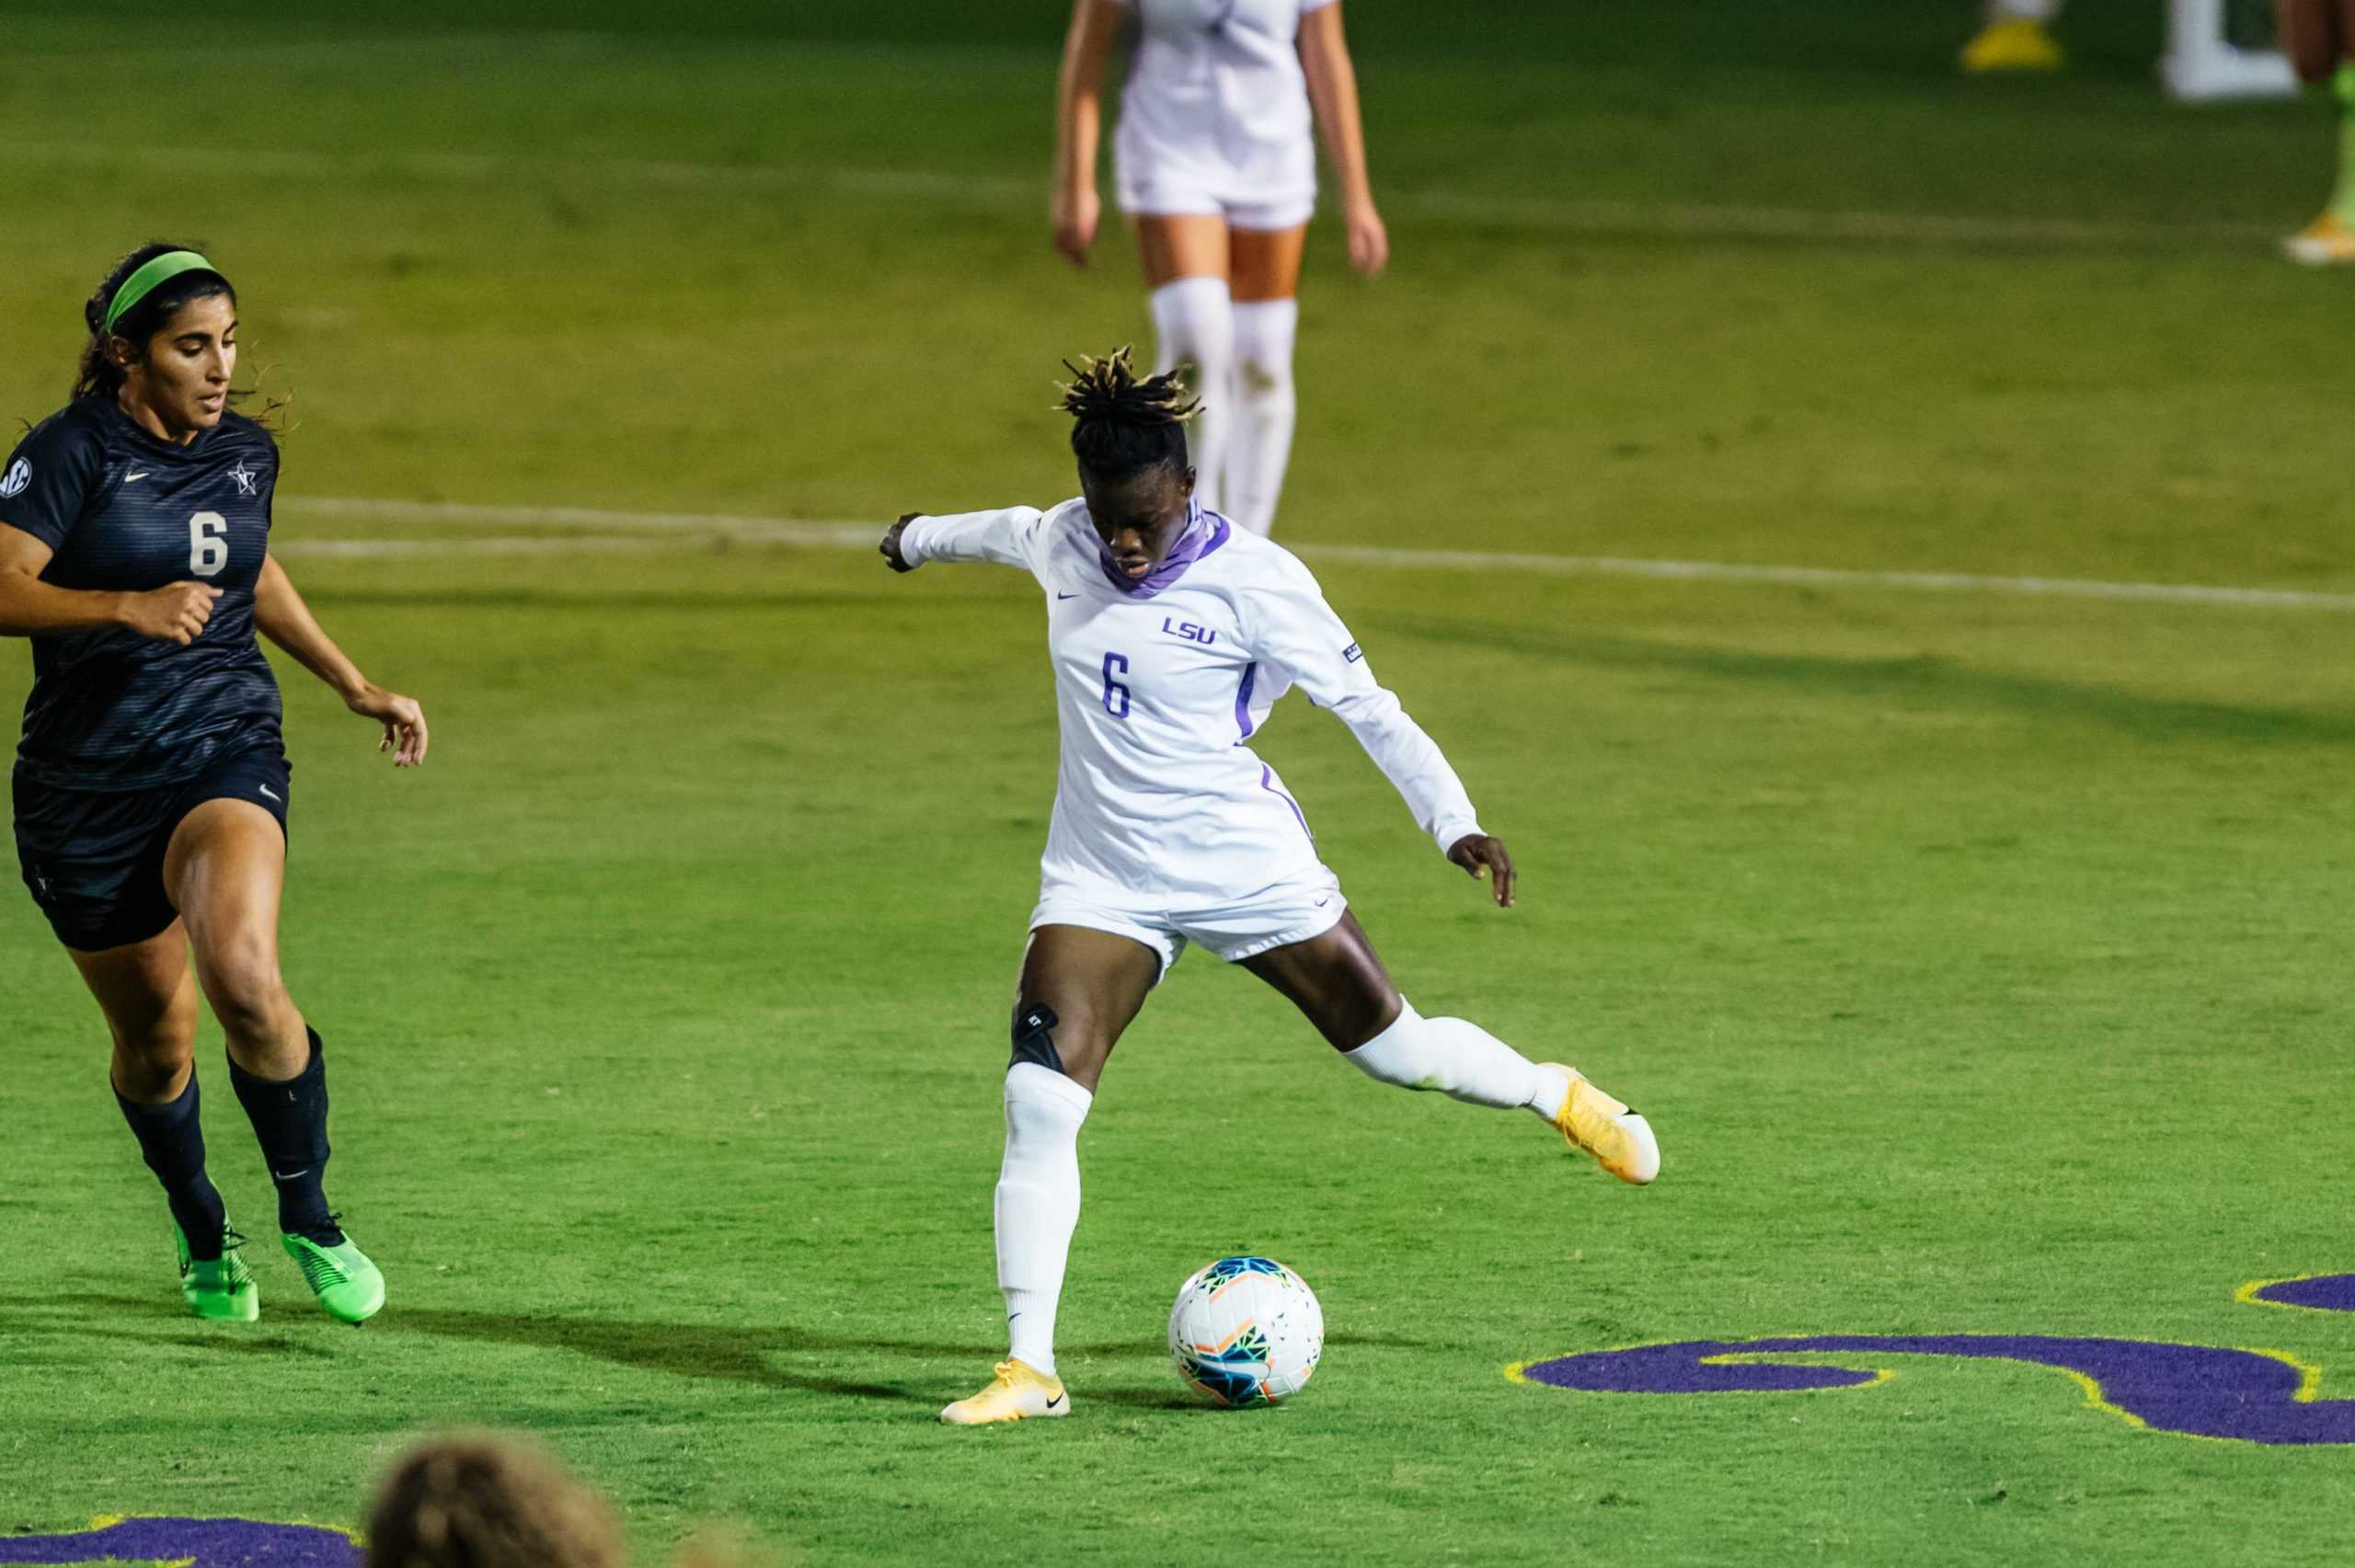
[2282,212,2355,265]
[1960,17,2064,73]
[1544,1065,1661,1186]
[940,1359,1071,1425]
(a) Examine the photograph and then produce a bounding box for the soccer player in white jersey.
[1051,0,1387,537]
[880,350,1660,1426]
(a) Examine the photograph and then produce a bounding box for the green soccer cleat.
[175,1223,259,1322]
[281,1227,385,1324]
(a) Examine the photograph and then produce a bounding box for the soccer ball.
[1167,1255,1324,1407]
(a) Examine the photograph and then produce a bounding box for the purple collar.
[1093,498,1231,599]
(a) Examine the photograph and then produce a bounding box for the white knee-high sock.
[994,1062,1092,1377]
[1149,276,1234,511]
[1343,1000,1570,1121]
[1225,298,1298,537]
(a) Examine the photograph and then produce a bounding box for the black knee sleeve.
[1010,1002,1065,1075]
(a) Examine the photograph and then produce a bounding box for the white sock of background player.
[1149,275,1234,513]
[1225,297,1298,537]
[995,1061,1090,1377]
[1342,1000,1572,1120]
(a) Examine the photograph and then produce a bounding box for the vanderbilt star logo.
[228,458,258,497]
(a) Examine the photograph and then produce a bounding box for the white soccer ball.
[1167,1255,1325,1407]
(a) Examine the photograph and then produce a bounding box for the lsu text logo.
[1160,616,1217,646]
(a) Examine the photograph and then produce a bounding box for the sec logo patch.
[0,457,29,498]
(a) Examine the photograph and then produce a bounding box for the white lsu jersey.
[897,498,1482,903]
[1112,0,1336,221]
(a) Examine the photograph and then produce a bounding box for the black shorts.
[13,742,292,953]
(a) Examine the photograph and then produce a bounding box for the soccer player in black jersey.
[0,244,428,1324]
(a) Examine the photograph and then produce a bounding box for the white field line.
[3,140,2276,248]
[271,495,2355,613]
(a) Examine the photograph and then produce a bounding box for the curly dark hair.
[1057,345,1200,484]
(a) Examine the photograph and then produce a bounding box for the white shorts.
[1029,865,1348,978]
[1113,123,1316,233]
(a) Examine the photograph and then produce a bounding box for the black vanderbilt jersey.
[2,398,284,791]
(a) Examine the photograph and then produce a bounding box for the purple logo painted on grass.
[1520,1333,2355,1446]
[2249,1274,2355,1313]
[0,1518,359,1568]
[1519,1276,2355,1447]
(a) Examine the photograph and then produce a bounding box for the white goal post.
[2162,0,2300,98]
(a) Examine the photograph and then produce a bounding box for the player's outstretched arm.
[253,554,428,767]
[879,506,1053,575]
[1245,559,1508,904]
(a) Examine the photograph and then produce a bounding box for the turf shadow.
[0,1298,346,1360]
[0,1289,188,1321]
[391,1306,947,1404]
[139,1329,345,1359]
[1080,1385,1209,1413]
[389,1310,1436,1402]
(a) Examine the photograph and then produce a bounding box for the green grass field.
[4,4,2352,1562]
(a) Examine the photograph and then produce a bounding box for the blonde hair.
[365,1436,625,1568]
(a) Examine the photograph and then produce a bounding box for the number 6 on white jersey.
[189,510,228,577]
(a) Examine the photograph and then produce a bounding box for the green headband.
[103,250,222,335]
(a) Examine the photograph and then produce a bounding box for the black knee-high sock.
[226,1027,340,1245]
[113,1070,228,1262]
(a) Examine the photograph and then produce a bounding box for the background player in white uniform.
[879,350,1660,1425]
[1051,0,1387,537]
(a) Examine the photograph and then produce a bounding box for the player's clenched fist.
[879,513,920,573]
[120,581,224,646]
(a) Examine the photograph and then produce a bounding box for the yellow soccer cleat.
[940,1359,1072,1425]
[1544,1065,1660,1186]
[2282,212,2355,266]
[1960,17,2064,73]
